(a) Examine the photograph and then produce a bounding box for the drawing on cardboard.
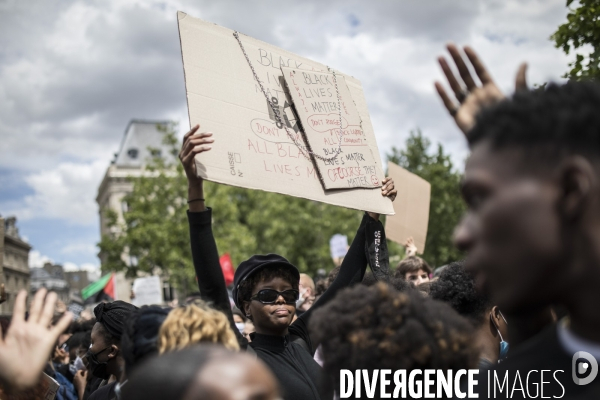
[177,11,394,214]
[281,67,382,190]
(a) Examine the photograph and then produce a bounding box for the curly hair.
[362,272,412,293]
[394,256,432,278]
[158,301,239,353]
[430,262,491,325]
[237,265,299,307]
[310,282,477,398]
[469,81,600,164]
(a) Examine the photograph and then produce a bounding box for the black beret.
[232,254,299,309]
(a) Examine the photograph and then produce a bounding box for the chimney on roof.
[5,216,19,239]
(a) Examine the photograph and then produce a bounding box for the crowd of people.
[1,43,600,399]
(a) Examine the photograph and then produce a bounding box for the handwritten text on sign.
[178,12,393,214]
[282,67,381,190]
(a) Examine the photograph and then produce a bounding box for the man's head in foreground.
[455,81,600,316]
[123,345,279,400]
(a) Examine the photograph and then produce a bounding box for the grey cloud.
[0,0,569,174]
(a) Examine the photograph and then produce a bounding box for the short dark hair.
[237,265,300,306]
[430,262,492,324]
[315,265,341,297]
[395,256,432,278]
[66,332,87,350]
[310,283,477,398]
[469,81,600,166]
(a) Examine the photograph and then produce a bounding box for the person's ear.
[557,156,595,222]
[490,306,508,340]
[107,344,119,360]
[243,301,252,321]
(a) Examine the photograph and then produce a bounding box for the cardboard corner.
[385,162,431,252]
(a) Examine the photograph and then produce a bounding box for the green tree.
[551,0,600,80]
[98,123,362,292]
[386,129,465,268]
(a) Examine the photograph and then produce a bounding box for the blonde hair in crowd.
[158,300,239,353]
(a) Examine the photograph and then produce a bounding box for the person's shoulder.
[498,324,565,371]
[88,381,117,400]
[479,325,600,399]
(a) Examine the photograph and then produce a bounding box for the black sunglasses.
[250,289,299,305]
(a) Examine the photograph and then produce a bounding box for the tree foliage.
[98,123,362,292]
[551,0,600,80]
[98,124,464,289]
[386,129,465,268]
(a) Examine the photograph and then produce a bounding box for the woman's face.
[244,276,296,336]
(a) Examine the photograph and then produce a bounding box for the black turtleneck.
[249,333,322,399]
[188,208,374,400]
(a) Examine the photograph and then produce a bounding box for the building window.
[150,149,162,158]
[127,148,139,159]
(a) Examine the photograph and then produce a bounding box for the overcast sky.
[0,0,574,272]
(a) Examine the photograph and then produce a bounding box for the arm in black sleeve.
[289,212,372,350]
[187,208,247,348]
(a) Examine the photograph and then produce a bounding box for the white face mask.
[296,289,309,307]
[71,356,86,374]
[235,322,245,333]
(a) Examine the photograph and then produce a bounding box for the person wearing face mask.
[430,262,509,369]
[232,307,247,334]
[85,301,138,400]
[52,332,87,384]
[296,274,316,315]
[435,45,600,397]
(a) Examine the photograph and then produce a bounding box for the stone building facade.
[96,120,172,246]
[96,120,176,303]
[65,270,91,298]
[30,262,70,305]
[0,216,31,315]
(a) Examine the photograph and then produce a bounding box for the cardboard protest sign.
[177,11,394,215]
[132,276,163,307]
[385,162,431,252]
[41,373,60,400]
[281,67,382,189]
